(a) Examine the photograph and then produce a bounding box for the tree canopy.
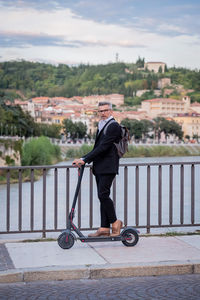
[121,117,183,141]
[63,119,87,140]
[1,60,199,103]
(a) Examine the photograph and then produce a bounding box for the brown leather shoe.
[111,220,123,236]
[88,228,110,237]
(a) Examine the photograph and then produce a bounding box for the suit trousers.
[95,173,117,228]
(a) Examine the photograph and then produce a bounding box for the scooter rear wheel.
[121,228,139,247]
[57,231,75,249]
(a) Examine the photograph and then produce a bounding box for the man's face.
[98,105,112,120]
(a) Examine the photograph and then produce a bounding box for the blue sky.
[0,0,200,68]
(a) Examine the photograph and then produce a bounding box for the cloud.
[1,0,200,38]
[0,0,66,10]
[0,30,147,49]
[0,5,148,49]
[0,0,200,68]
[0,31,65,48]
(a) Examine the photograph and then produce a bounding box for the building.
[190,102,200,114]
[82,94,124,107]
[173,112,200,138]
[141,96,191,118]
[144,62,166,73]
[14,99,35,117]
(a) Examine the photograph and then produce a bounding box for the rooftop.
[143,98,183,103]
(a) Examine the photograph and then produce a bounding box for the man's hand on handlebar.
[72,159,85,167]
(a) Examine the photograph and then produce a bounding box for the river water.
[0,156,200,236]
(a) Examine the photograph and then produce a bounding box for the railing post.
[191,164,195,224]
[135,166,139,227]
[169,165,173,225]
[124,166,128,227]
[180,164,184,225]
[89,167,93,229]
[6,170,10,233]
[42,168,46,238]
[18,169,22,232]
[30,169,34,231]
[158,165,162,226]
[66,168,70,228]
[54,168,58,231]
[78,170,81,229]
[147,165,150,233]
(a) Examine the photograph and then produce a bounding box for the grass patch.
[65,144,93,159]
[21,238,56,243]
[64,144,200,159]
[124,145,200,157]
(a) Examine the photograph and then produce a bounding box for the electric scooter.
[57,165,139,249]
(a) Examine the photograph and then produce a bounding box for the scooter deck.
[77,235,124,243]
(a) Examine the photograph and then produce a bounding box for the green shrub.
[21,136,61,166]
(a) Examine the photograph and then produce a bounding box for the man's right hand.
[72,159,85,167]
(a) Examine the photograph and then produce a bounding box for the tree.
[76,121,87,139]
[185,135,190,140]
[153,117,183,141]
[140,119,154,139]
[136,56,145,68]
[63,119,76,139]
[125,80,143,97]
[121,118,143,140]
[37,123,61,139]
[63,119,87,140]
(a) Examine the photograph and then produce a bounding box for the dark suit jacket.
[83,119,121,175]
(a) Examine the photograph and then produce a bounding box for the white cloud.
[0,5,199,69]
[157,23,187,34]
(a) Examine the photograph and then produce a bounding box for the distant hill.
[0,60,200,103]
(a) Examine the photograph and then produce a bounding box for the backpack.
[103,120,130,158]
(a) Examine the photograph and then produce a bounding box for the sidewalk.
[0,235,200,283]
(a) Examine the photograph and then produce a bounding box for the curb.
[0,261,200,283]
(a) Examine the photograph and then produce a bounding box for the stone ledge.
[0,262,200,283]
[0,270,23,283]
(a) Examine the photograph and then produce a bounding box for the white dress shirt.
[98,116,113,133]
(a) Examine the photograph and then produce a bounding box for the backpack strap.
[103,119,117,135]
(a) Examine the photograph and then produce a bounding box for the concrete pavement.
[0,234,200,283]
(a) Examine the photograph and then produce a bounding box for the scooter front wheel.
[57,231,75,249]
[121,228,139,247]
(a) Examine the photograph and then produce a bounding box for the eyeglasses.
[98,109,110,113]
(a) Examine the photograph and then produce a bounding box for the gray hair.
[98,101,112,109]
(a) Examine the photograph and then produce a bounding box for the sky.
[0,0,200,69]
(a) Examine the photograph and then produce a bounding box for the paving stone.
[0,274,200,300]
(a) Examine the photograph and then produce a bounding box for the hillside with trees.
[0,59,200,105]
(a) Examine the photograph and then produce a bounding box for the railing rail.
[0,161,200,236]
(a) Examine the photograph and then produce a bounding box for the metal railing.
[0,161,200,236]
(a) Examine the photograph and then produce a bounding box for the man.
[72,101,123,237]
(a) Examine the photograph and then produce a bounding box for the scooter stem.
[68,164,85,227]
